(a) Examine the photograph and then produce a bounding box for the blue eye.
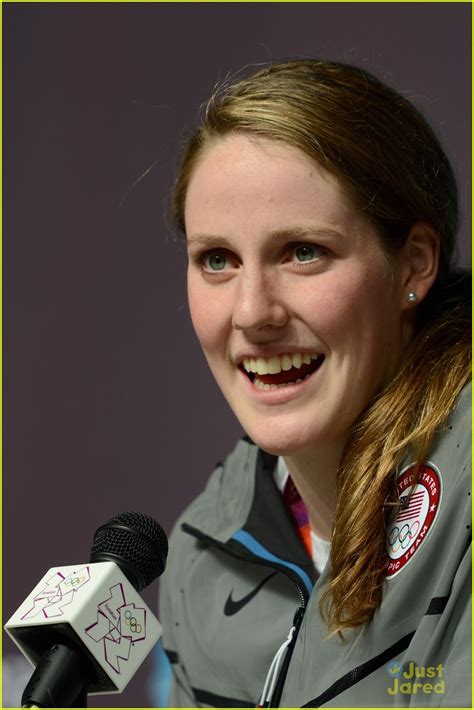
[206,253,227,271]
[294,244,318,262]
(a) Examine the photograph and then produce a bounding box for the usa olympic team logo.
[386,463,442,579]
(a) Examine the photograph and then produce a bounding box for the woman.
[159,60,471,708]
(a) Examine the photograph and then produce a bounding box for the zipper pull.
[258,606,306,708]
[258,624,297,707]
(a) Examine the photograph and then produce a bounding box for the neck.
[283,440,344,541]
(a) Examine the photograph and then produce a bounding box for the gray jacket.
[159,383,471,707]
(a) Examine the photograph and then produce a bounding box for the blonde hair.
[171,60,471,633]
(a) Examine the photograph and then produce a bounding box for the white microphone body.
[5,560,163,696]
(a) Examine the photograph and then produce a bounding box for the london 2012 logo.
[386,463,442,578]
[85,583,147,675]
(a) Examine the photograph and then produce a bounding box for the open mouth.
[239,353,325,390]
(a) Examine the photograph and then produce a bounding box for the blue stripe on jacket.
[232,529,314,595]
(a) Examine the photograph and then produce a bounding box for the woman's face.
[185,134,410,456]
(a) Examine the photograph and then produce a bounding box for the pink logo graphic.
[21,567,91,620]
[85,583,147,674]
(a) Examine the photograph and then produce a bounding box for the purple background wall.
[4,3,471,707]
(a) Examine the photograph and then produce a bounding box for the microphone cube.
[4,561,163,694]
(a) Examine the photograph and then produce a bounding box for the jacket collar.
[182,437,317,599]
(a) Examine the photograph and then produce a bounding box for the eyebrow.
[187,234,233,249]
[186,226,345,247]
[270,226,345,241]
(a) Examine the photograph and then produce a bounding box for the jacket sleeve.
[438,542,472,708]
[157,566,198,708]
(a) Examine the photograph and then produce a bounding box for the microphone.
[5,512,168,707]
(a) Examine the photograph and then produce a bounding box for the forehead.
[184,134,364,238]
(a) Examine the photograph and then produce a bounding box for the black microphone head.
[90,512,168,592]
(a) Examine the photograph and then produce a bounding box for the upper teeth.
[242,353,318,375]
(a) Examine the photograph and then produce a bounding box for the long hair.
[171,60,471,634]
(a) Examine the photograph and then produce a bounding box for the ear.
[399,221,440,309]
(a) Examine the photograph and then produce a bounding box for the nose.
[232,269,289,333]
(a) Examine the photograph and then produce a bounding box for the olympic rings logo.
[123,609,142,634]
[65,576,85,587]
[388,521,420,553]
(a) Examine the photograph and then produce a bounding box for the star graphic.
[430,504,437,512]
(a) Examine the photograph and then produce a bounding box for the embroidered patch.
[386,463,442,579]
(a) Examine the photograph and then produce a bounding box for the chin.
[253,441,296,457]
[244,422,323,457]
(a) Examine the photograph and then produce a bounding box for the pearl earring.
[407,291,417,304]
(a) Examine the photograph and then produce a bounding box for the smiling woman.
[159,60,471,708]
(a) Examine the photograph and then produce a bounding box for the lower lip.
[239,361,324,405]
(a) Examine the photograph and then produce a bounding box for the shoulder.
[387,382,471,580]
[167,436,260,549]
[428,380,471,481]
[160,436,264,607]
[411,380,471,517]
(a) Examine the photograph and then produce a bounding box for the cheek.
[187,278,226,354]
[306,266,397,346]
